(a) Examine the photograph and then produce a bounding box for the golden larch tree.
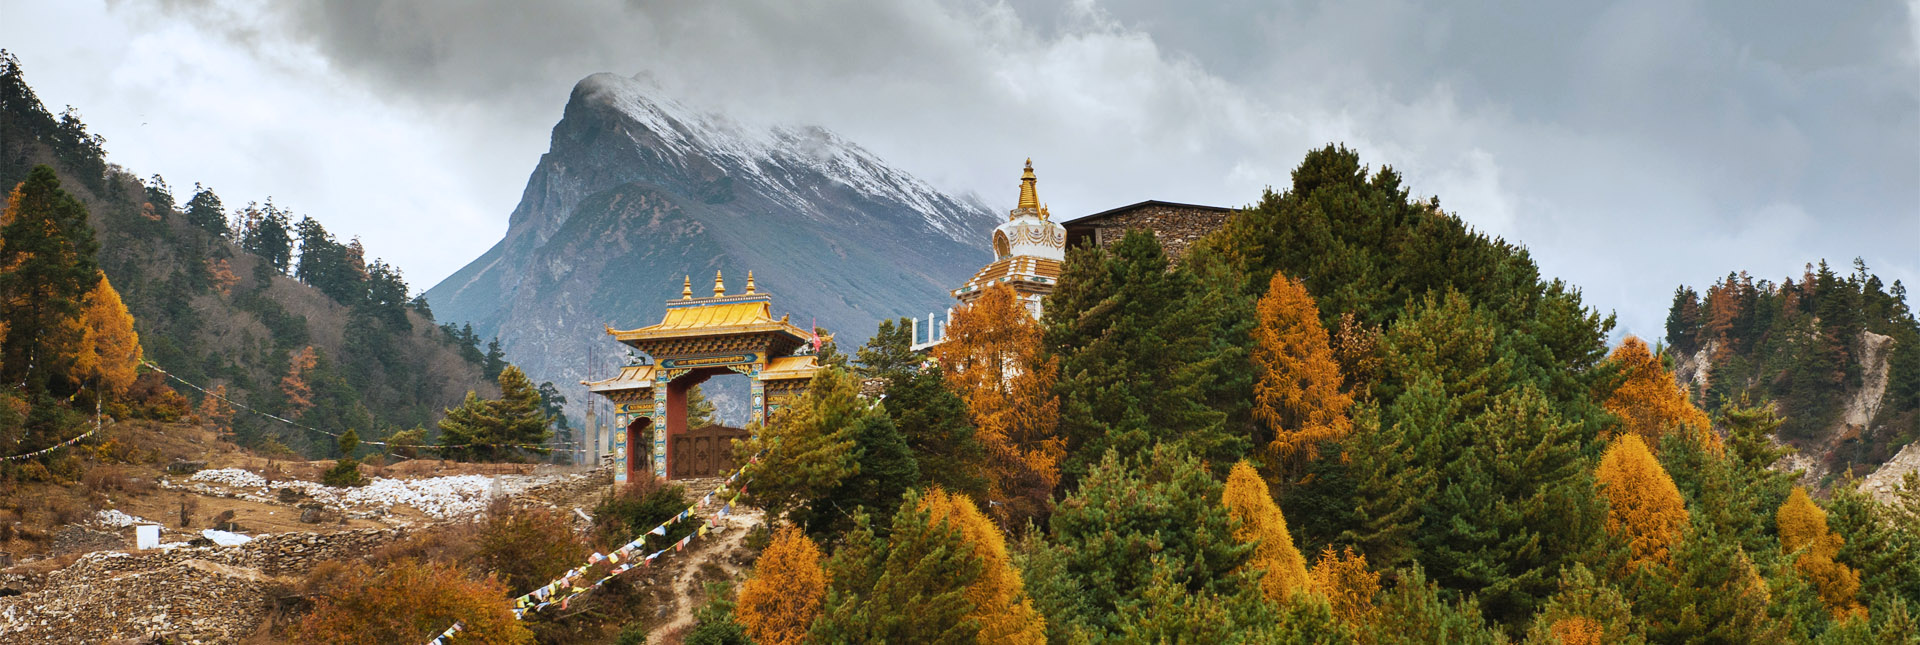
[282,346,317,419]
[1308,545,1379,626]
[1252,273,1353,471]
[67,275,141,395]
[920,486,1047,644]
[932,285,1063,518]
[1603,336,1718,452]
[1594,433,1689,570]
[1221,460,1310,601]
[1547,617,1604,645]
[1776,487,1866,620]
[736,525,827,645]
[197,384,235,436]
[204,258,239,296]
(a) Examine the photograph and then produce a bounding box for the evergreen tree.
[1521,565,1643,645]
[920,488,1046,644]
[739,367,863,521]
[684,383,715,429]
[1022,446,1255,641]
[738,526,827,645]
[812,495,982,644]
[1825,478,1920,612]
[1043,231,1254,484]
[805,410,918,538]
[183,183,226,237]
[1354,566,1505,645]
[437,365,552,461]
[1222,460,1311,602]
[857,317,988,498]
[0,166,100,395]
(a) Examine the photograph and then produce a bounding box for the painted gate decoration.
[584,270,822,482]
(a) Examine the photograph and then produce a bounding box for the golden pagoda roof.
[583,363,656,392]
[760,355,823,381]
[608,293,812,345]
[952,255,1063,299]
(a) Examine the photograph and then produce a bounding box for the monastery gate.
[585,272,821,482]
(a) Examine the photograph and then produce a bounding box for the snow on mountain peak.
[572,73,987,243]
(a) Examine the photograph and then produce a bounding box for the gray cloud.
[9,0,1917,342]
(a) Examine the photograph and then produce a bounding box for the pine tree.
[1521,565,1642,645]
[1022,446,1255,641]
[737,526,826,645]
[0,166,100,394]
[1354,566,1505,645]
[806,410,918,537]
[436,365,552,461]
[1253,272,1352,474]
[1043,231,1254,485]
[919,487,1046,644]
[1777,487,1866,620]
[739,367,862,520]
[933,284,1063,525]
[684,383,715,429]
[1222,460,1311,602]
[1595,433,1689,570]
[1602,336,1716,452]
[67,274,140,395]
[183,184,227,237]
[858,317,989,498]
[812,494,982,644]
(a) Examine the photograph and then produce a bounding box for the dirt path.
[647,497,765,642]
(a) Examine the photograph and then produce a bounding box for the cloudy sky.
[4,0,1916,340]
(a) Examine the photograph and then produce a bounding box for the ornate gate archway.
[585,271,822,482]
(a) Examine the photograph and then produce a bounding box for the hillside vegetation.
[1664,261,1920,480]
[0,50,501,459]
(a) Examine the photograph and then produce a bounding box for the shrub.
[592,476,695,552]
[294,558,531,645]
[322,459,364,487]
[476,498,585,593]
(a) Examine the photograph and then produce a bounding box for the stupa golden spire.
[712,270,727,297]
[1017,158,1040,213]
[681,275,693,300]
[745,270,758,294]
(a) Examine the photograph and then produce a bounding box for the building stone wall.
[1072,204,1234,260]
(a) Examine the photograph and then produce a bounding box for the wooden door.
[669,425,750,479]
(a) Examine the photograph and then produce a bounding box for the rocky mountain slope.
[425,73,996,418]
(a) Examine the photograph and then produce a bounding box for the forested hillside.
[1665,262,1920,481]
[0,51,499,458]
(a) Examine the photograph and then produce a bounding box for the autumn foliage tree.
[1602,336,1716,452]
[67,274,140,395]
[932,285,1063,524]
[1309,545,1380,626]
[1776,487,1865,620]
[281,346,317,419]
[1595,434,1689,570]
[737,526,827,645]
[1222,460,1311,602]
[1253,273,1353,472]
[919,487,1047,644]
[197,385,235,436]
[294,558,531,645]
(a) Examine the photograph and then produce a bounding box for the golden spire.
[713,270,727,297]
[1016,158,1040,213]
[681,275,693,300]
[745,270,758,294]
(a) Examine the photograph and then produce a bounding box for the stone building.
[1061,200,1235,261]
